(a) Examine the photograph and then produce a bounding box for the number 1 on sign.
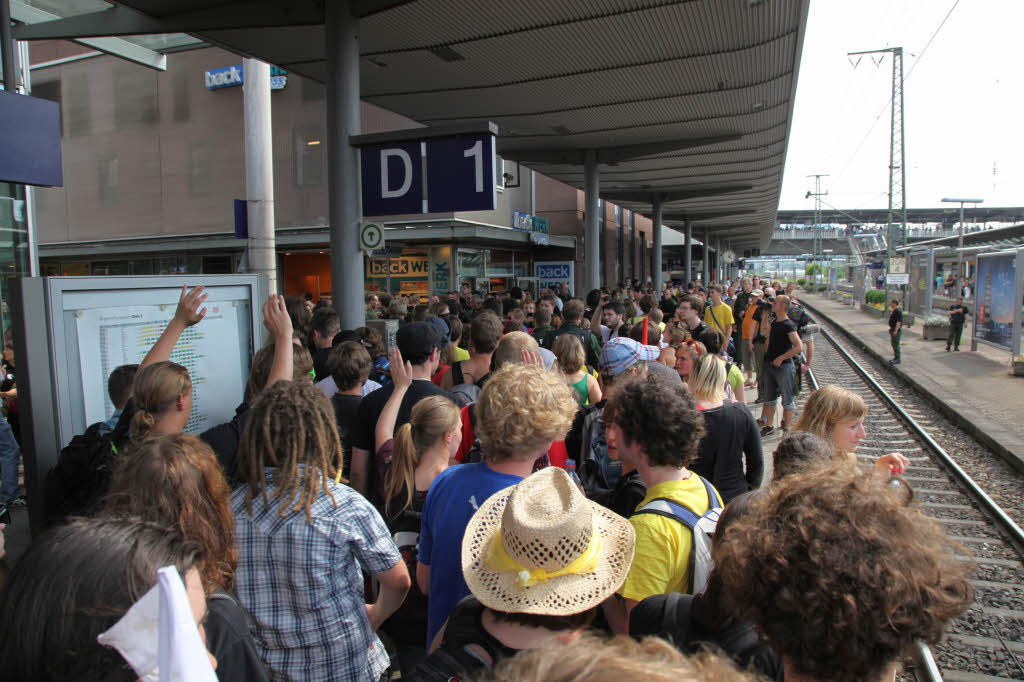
[464,140,483,193]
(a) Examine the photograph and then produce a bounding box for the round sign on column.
[361,222,384,252]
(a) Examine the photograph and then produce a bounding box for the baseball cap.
[426,316,451,342]
[751,289,764,297]
[332,329,363,347]
[599,337,659,376]
[397,321,443,358]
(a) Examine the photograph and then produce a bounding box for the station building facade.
[26,42,656,298]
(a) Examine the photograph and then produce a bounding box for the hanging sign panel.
[360,131,497,216]
[425,134,496,212]
[0,90,63,187]
[360,142,424,216]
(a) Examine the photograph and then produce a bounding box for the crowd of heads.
[0,279,976,682]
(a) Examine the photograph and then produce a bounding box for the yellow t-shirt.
[453,346,470,362]
[703,302,735,335]
[619,476,720,601]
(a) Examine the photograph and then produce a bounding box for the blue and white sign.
[535,261,574,290]
[512,211,533,232]
[205,65,287,90]
[425,134,496,213]
[360,132,497,216]
[361,142,424,217]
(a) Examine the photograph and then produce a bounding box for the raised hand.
[389,347,413,392]
[263,294,294,341]
[174,285,208,327]
[521,348,545,368]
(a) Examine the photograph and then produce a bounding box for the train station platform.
[797,293,1024,471]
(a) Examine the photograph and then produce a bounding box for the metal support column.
[584,150,600,292]
[15,38,38,276]
[702,229,710,285]
[243,59,277,294]
[652,197,663,292]
[1,0,15,91]
[327,1,363,327]
[684,220,692,284]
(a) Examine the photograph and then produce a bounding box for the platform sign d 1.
[425,134,496,213]
[536,261,574,291]
[361,142,424,217]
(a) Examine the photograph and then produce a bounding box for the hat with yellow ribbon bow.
[462,467,635,615]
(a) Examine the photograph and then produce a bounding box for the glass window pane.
[293,127,323,187]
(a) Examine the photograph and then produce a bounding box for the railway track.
[800,305,1024,681]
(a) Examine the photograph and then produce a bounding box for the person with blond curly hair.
[717,460,974,682]
[417,362,579,650]
[483,632,755,682]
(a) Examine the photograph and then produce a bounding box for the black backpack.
[45,418,130,526]
[410,598,509,681]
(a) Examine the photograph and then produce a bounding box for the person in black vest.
[888,299,903,364]
[946,297,968,351]
[540,299,601,369]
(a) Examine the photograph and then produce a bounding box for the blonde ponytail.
[130,361,192,442]
[129,409,157,442]
[385,423,416,517]
[383,396,460,517]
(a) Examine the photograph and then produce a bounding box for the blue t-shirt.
[418,461,522,647]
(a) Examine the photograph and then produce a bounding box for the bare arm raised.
[140,285,207,368]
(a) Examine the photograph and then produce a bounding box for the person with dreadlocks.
[232,380,410,681]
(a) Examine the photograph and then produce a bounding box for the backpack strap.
[635,497,700,527]
[451,362,465,386]
[707,304,722,332]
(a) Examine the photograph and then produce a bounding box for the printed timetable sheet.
[75,303,246,434]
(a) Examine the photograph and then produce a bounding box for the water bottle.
[564,459,585,494]
[888,464,902,489]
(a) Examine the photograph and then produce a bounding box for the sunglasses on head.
[681,339,702,356]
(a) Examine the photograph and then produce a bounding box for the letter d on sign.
[381,149,413,198]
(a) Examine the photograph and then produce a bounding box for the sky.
[779,0,1024,212]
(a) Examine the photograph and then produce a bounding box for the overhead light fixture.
[306,140,321,146]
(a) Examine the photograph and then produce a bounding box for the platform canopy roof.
[896,222,1024,254]
[15,0,811,251]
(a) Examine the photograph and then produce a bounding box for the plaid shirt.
[232,469,401,681]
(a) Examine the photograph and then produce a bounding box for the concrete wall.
[29,46,425,245]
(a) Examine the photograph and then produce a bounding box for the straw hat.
[462,467,635,615]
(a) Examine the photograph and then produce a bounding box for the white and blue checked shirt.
[232,470,401,681]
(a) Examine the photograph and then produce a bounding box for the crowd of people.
[0,277,974,681]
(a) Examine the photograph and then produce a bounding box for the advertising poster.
[973,252,1016,350]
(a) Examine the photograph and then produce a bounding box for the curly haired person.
[416,363,579,650]
[717,460,973,682]
[601,375,721,633]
